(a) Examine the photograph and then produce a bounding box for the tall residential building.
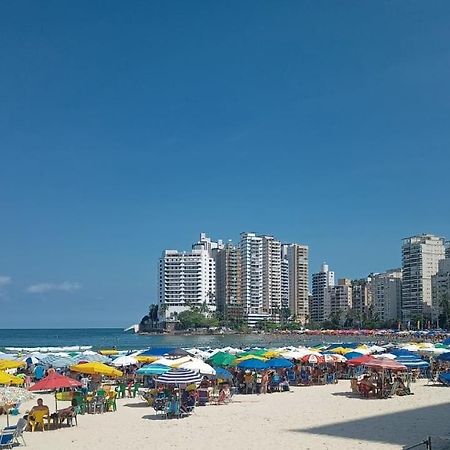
[431,258,450,326]
[240,232,267,326]
[371,269,402,323]
[324,279,352,322]
[446,242,450,259]
[158,248,216,321]
[281,246,290,312]
[286,243,309,324]
[215,242,243,322]
[401,234,446,323]
[261,235,282,321]
[311,263,335,323]
[351,278,372,322]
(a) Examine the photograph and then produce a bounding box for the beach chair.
[0,428,15,449]
[4,418,27,447]
[106,391,117,412]
[28,410,50,432]
[153,398,168,418]
[130,382,141,398]
[197,389,209,406]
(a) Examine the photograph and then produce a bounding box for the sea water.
[0,328,374,352]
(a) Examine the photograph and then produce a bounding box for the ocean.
[0,328,375,352]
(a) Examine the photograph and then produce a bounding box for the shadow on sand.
[124,402,150,408]
[289,402,450,448]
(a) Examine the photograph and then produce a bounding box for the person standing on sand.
[261,371,269,394]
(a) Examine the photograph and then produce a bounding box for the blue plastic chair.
[0,429,15,449]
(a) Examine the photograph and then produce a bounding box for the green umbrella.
[208,352,236,367]
[237,349,268,358]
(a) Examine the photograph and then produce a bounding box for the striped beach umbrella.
[136,364,171,376]
[301,354,325,365]
[156,368,203,385]
[39,355,74,369]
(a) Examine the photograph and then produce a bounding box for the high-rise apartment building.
[351,278,372,322]
[324,279,352,322]
[215,242,242,322]
[311,263,335,323]
[371,269,402,323]
[431,258,450,326]
[286,243,309,324]
[401,234,446,323]
[158,248,216,321]
[281,246,290,313]
[261,236,282,321]
[446,242,450,259]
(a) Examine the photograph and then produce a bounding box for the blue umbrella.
[136,363,171,376]
[237,359,269,371]
[139,347,176,357]
[344,351,364,360]
[267,358,294,369]
[442,338,450,346]
[212,367,233,380]
[396,358,429,368]
[437,352,450,362]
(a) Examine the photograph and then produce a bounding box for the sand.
[1,380,449,450]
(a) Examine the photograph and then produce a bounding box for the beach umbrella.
[139,347,177,357]
[442,338,450,346]
[437,353,450,362]
[280,349,312,360]
[212,367,233,380]
[0,371,24,386]
[344,351,364,360]
[233,355,267,366]
[99,349,119,356]
[346,355,376,366]
[329,354,347,363]
[152,356,191,367]
[0,387,34,426]
[395,358,429,369]
[156,368,203,385]
[179,359,216,375]
[39,355,74,369]
[237,358,269,371]
[0,353,16,360]
[207,352,236,367]
[111,355,138,367]
[136,364,171,376]
[29,372,82,391]
[70,362,123,377]
[237,349,268,358]
[267,358,294,369]
[0,360,25,371]
[300,354,325,365]
[373,353,397,359]
[263,350,282,359]
[135,355,159,364]
[328,347,350,355]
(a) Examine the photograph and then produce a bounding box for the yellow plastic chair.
[29,410,50,431]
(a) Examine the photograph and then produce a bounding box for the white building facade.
[371,269,402,323]
[431,258,450,326]
[311,263,335,323]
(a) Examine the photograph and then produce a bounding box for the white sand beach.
[2,380,449,450]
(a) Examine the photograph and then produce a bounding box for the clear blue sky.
[1,1,449,328]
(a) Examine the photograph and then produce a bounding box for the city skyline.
[1,1,450,328]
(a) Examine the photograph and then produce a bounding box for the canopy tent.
[0,371,24,386]
[267,358,294,369]
[363,358,407,371]
[136,364,171,376]
[70,362,123,377]
[237,358,269,371]
[179,359,216,375]
[346,355,376,366]
[156,368,203,385]
[111,355,138,367]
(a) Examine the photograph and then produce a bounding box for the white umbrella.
[179,359,216,375]
[111,355,138,367]
[151,356,191,367]
[373,353,397,359]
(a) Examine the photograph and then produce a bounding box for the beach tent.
[237,358,269,371]
[267,358,294,369]
[70,362,123,377]
[179,359,216,375]
[0,371,24,386]
[136,364,171,376]
[156,368,203,385]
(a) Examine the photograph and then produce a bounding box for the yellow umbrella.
[263,350,281,358]
[99,349,119,356]
[0,360,26,371]
[0,371,24,385]
[135,355,159,364]
[329,347,350,355]
[70,362,123,377]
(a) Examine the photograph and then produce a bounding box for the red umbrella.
[301,354,325,365]
[29,372,81,391]
[346,355,376,366]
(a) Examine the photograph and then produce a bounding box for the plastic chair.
[29,410,50,431]
[4,418,27,446]
[131,382,141,398]
[106,392,117,412]
[0,428,15,449]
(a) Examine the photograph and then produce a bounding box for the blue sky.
[1,1,449,328]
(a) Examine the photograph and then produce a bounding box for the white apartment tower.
[371,269,402,323]
[261,235,282,321]
[401,234,445,323]
[351,278,372,322]
[281,245,290,312]
[311,263,335,323]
